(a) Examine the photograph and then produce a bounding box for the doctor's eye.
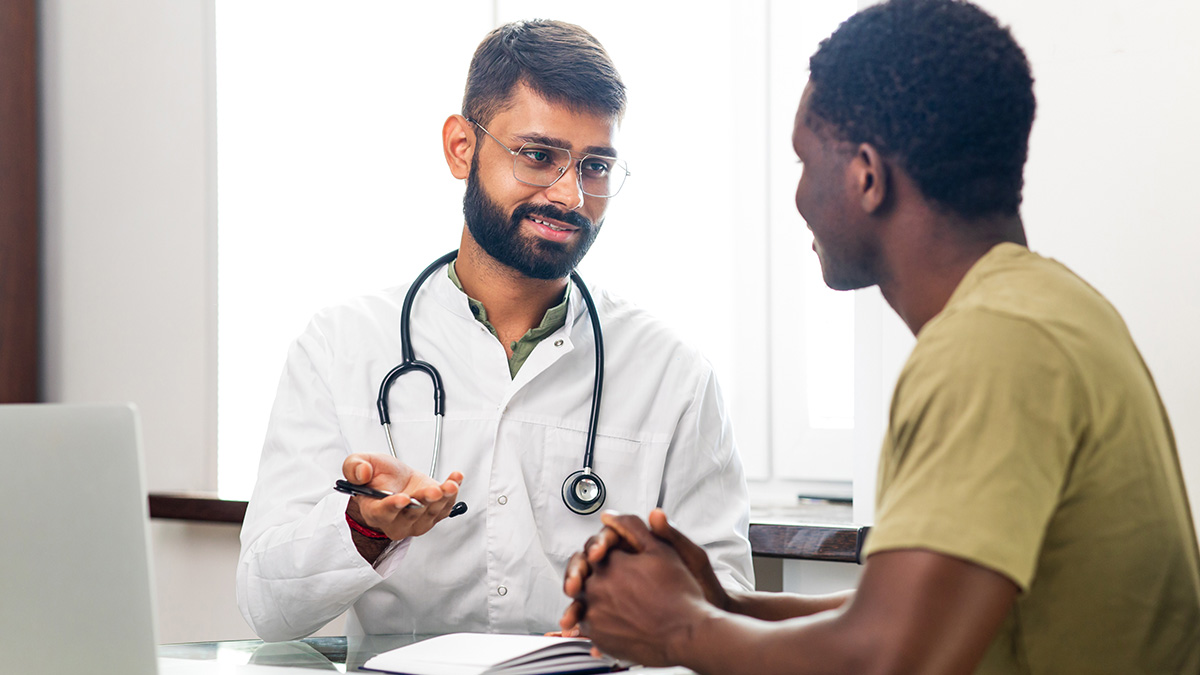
[580,159,612,177]
[519,146,555,165]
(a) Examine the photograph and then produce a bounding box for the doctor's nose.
[545,162,585,211]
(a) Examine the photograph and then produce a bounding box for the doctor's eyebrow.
[515,133,619,158]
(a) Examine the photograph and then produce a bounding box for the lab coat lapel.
[421,264,593,409]
[499,278,588,409]
[417,264,514,388]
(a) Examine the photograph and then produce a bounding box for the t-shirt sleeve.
[862,308,1087,590]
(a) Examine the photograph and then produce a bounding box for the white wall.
[39,0,232,643]
[40,0,217,492]
[989,0,1200,509]
[852,0,1200,522]
[39,0,1200,642]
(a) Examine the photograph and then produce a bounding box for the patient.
[561,1,1200,672]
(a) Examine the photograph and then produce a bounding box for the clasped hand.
[342,453,464,541]
[558,509,729,666]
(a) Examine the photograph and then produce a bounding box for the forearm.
[671,551,1017,675]
[727,589,854,621]
[350,530,392,563]
[238,496,387,641]
[671,605,870,675]
[345,498,392,563]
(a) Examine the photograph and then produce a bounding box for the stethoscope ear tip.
[449,501,468,518]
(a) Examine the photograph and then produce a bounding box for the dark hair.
[808,0,1035,218]
[462,20,626,127]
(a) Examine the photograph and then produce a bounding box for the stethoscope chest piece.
[562,469,606,515]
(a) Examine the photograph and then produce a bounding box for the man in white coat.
[236,19,754,642]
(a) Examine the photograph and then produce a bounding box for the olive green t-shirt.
[447,261,569,379]
[864,243,1200,673]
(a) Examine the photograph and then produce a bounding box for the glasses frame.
[465,116,630,198]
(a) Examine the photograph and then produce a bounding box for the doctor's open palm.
[342,453,464,540]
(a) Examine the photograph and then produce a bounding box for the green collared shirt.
[448,261,570,379]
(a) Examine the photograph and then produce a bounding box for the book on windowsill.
[360,633,624,675]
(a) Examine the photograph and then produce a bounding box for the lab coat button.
[498,495,508,505]
[497,586,508,596]
[554,339,564,347]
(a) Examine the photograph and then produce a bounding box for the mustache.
[512,203,593,231]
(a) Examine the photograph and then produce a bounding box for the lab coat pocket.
[534,425,668,563]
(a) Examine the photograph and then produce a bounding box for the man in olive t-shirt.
[867,242,1200,672]
[556,1,1200,673]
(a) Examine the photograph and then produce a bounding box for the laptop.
[0,403,159,674]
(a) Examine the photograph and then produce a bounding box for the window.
[216,1,862,503]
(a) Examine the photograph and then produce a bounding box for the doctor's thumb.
[342,455,375,484]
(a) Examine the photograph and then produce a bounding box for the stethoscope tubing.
[377,251,458,474]
[377,249,605,513]
[571,268,603,475]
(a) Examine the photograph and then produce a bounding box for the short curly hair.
[463,20,626,128]
[808,0,1035,219]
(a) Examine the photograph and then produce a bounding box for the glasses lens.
[579,155,628,198]
[513,144,571,188]
[511,143,629,197]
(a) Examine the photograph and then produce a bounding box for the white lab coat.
[236,266,754,642]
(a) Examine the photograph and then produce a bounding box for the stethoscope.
[376,250,607,516]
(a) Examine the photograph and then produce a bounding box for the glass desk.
[160,635,401,672]
[158,636,696,674]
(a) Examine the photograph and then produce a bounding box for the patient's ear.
[443,115,476,180]
[851,143,888,214]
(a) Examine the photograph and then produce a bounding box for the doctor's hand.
[342,453,464,542]
[562,513,714,667]
[562,510,731,619]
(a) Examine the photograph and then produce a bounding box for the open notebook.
[361,633,622,675]
[0,403,159,674]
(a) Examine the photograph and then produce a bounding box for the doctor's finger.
[411,476,462,510]
[373,492,422,515]
[437,473,463,498]
[599,512,655,553]
[395,497,450,537]
[410,483,446,506]
[417,489,461,525]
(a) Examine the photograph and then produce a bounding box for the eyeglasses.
[466,117,630,198]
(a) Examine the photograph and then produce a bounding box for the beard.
[462,158,601,280]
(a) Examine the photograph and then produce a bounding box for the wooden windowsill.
[148,492,867,563]
[149,492,247,524]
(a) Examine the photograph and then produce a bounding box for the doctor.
[236,19,754,642]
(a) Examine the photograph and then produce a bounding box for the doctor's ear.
[443,114,476,180]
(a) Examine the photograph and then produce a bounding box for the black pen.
[334,480,468,517]
[334,479,423,508]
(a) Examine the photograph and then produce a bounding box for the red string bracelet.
[345,513,389,540]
